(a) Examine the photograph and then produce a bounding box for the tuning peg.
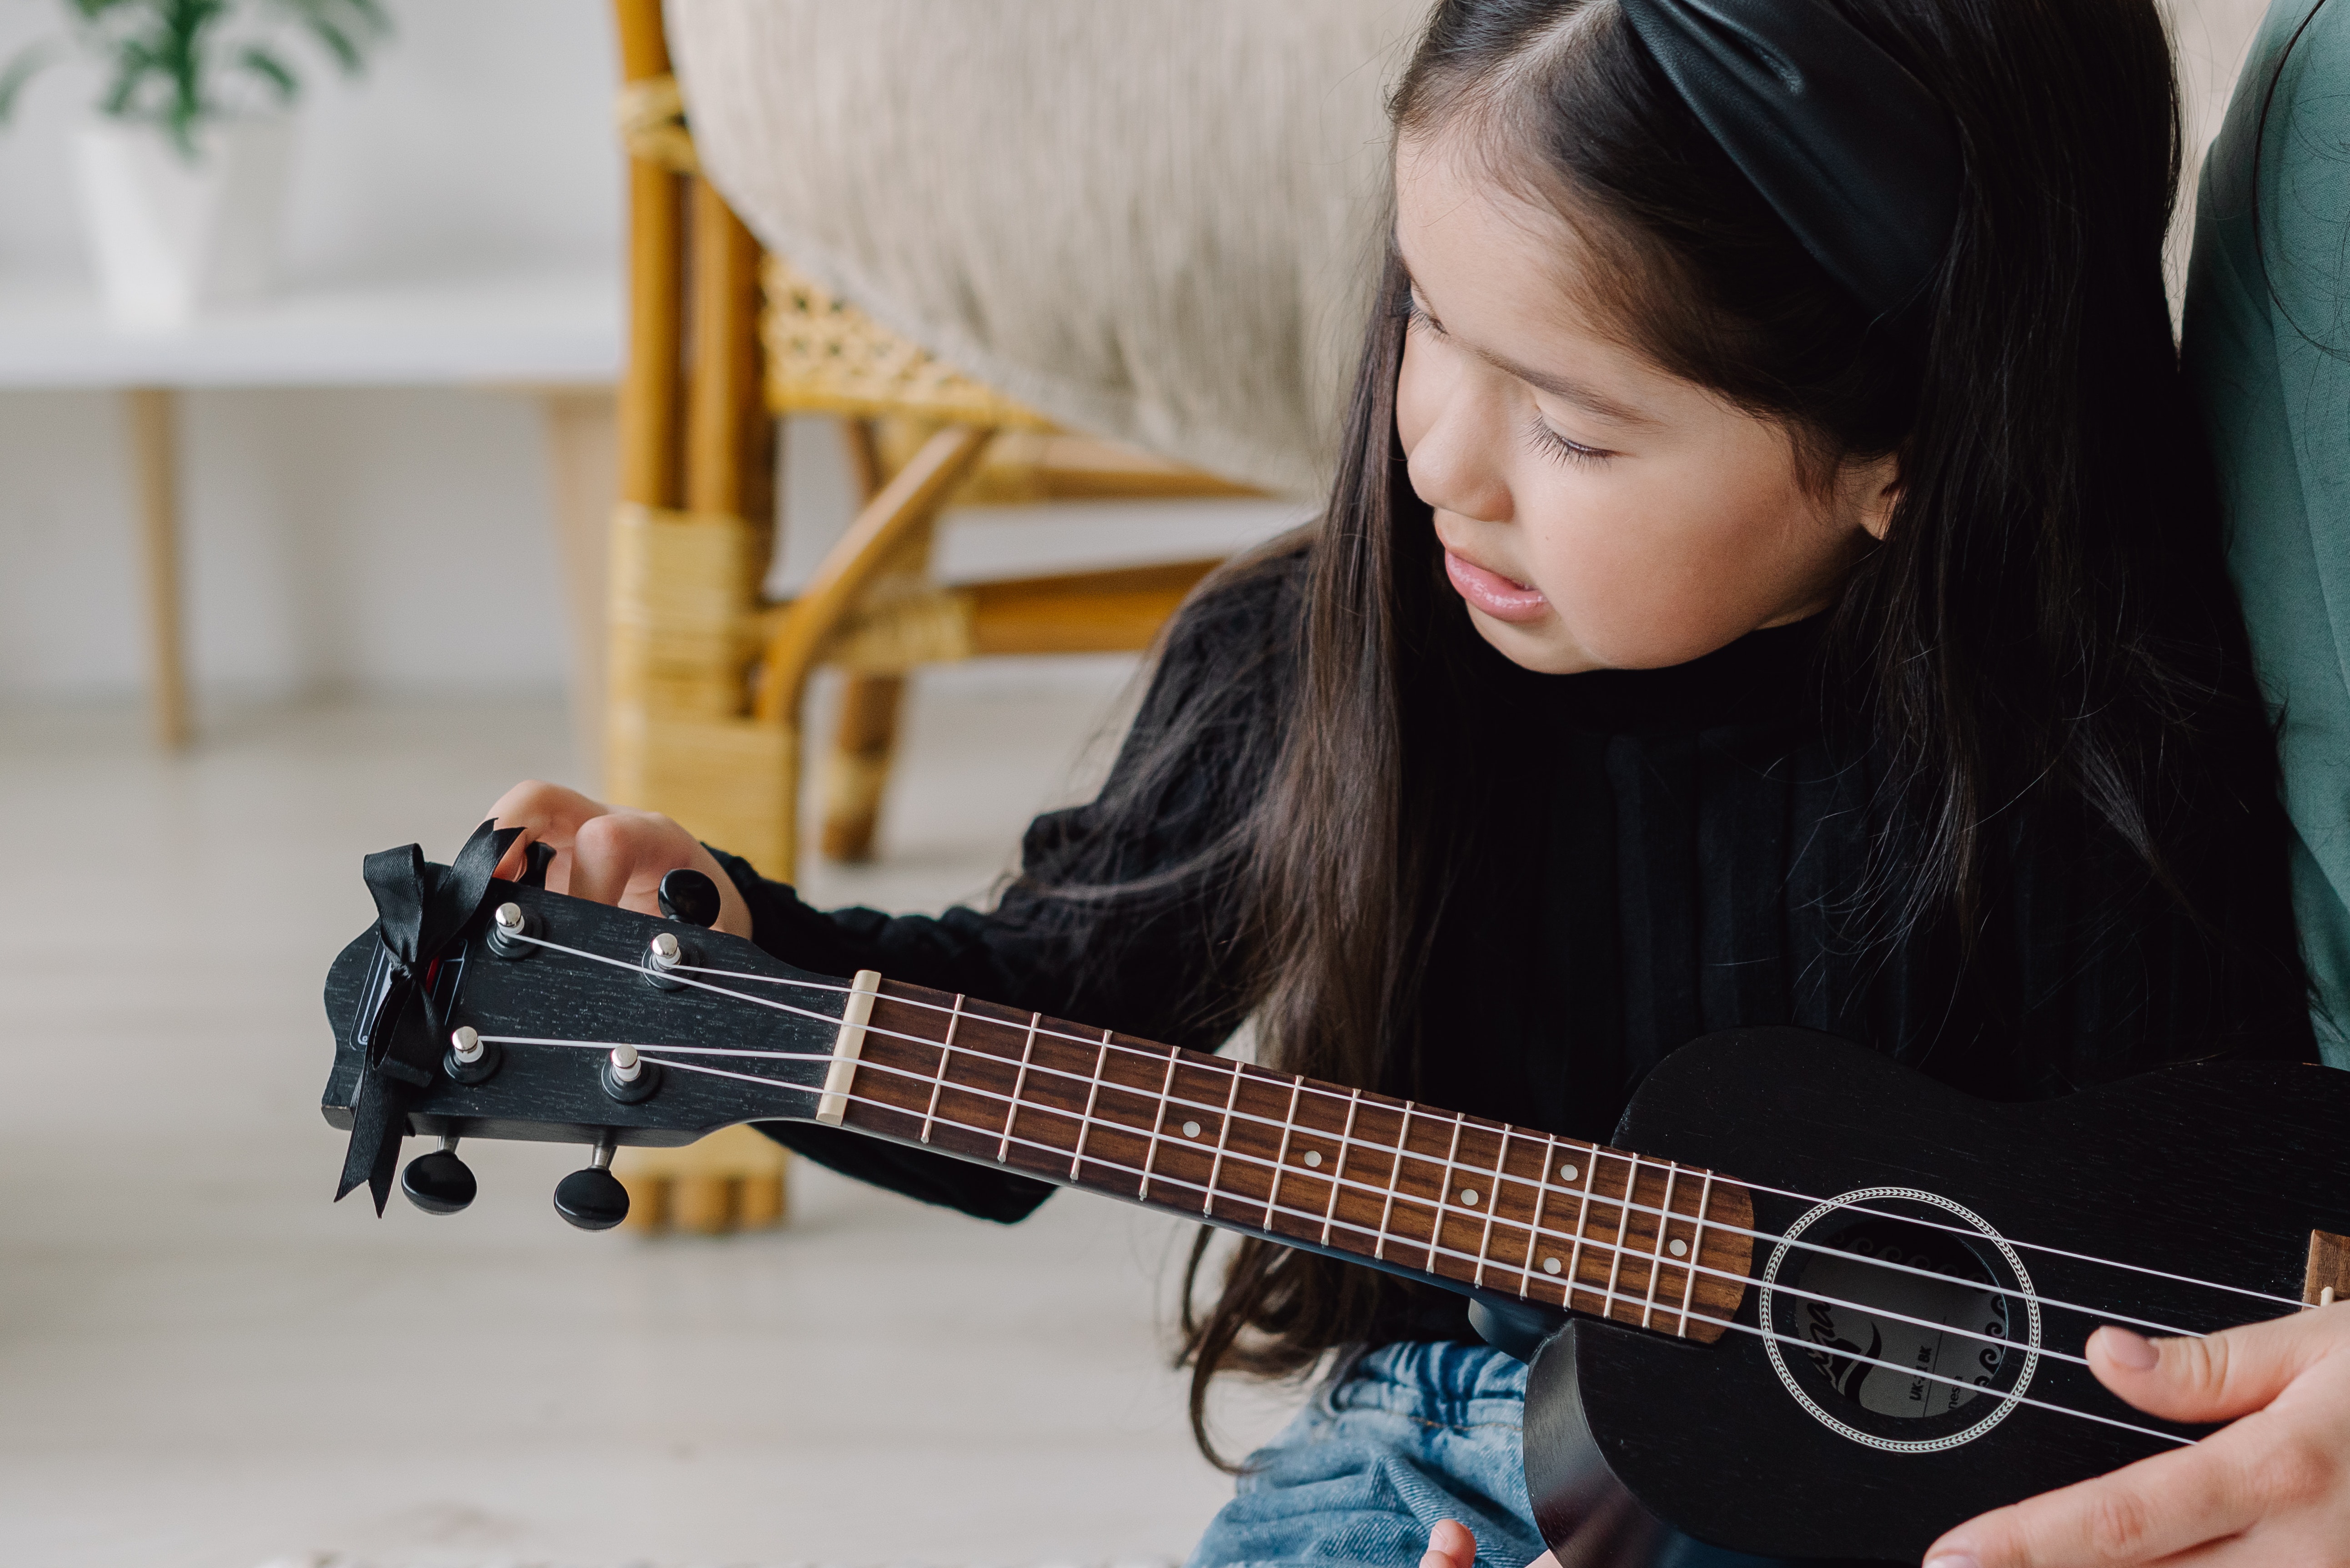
[518,839,558,889]
[658,867,723,928]
[402,1135,477,1215]
[553,1134,630,1230]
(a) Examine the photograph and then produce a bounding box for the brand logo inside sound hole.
[1791,1220,2012,1419]
[1758,1186,2040,1454]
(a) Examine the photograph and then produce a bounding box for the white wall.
[0,0,619,703]
[0,0,2282,706]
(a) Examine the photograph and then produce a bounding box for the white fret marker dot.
[1459,1188,1479,1206]
[1667,1239,1689,1257]
[1542,1257,1563,1275]
[1181,1121,1202,1138]
[1559,1163,1580,1183]
[1303,1151,1323,1167]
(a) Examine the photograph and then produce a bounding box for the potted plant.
[0,0,392,327]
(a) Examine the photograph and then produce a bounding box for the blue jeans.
[1185,1342,1797,1568]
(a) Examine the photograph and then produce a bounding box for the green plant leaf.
[238,44,297,103]
[0,43,59,127]
[302,18,361,76]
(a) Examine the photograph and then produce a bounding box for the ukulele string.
[484,1030,2076,1367]
[565,1040,2183,1440]
[497,932,2213,1336]
[665,954,2310,1317]
[475,1004,2193,1342]
[488,931,2213,1336]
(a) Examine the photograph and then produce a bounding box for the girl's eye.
[1404,295,1445,336]
[1527,415,1609,467]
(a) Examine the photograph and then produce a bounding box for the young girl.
[487,0,2350,1563]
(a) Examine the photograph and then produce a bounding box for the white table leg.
[124,387,190,748]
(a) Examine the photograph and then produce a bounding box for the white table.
[0,270,622,746]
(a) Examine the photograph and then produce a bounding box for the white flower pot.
[73,117,294,328]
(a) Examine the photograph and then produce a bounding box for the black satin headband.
[1616,0,1961,319]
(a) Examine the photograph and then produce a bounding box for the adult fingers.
[2089,1308,2345,1426]
[1924,1431,2266,1567]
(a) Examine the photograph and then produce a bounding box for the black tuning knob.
[658,867,723,928]
[401,1136,477,1215]
[553,1135,630,1230]
[518,839,558,889]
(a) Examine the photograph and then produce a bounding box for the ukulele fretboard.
[827,979,1753,1341]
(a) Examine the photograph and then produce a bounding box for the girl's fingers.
[2086,1310,2345,1426]
[483,780,611,883]
[1418,1519,1477,1568]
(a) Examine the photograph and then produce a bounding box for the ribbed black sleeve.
[708,553,1301,1223]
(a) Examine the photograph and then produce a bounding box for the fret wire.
[1319,1088,1362,1247]
[1138,1044,1182,1201]
[1068,1029,1111,1181]
[1200,1059,1249,1215]
[854,997,1648,1237]
[1475,1124,1511,1290]
[1642,1161,1682,1331]
[650,1035,1730,1319]
[1563,1148,1600,1315]
[918,993,965,1144]
[1602,1150,1637,1327]
[1679,1169,1716,1338]
[1374,1103,1416,1261]
[997,1013,1043,1163]
[1518,1133,1559,1301]
[1436,1113,1467,1282]
[1264,1075,1305,1232]
[848,1029,1682,1296]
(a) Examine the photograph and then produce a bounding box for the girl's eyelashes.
[1526,413,1611,467]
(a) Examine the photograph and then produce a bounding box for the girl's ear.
[1853,451,1903,541]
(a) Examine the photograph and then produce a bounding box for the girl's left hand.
[1924,1305,2350,1567]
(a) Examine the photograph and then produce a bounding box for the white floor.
[0,670,1297,1568]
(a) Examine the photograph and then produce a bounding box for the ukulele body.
[1525,1028,2350,1563]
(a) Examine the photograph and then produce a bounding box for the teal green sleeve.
[2184,0,2350,1065]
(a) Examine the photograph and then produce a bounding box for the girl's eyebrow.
[1405,269,1658,429]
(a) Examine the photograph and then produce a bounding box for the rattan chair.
[603,0,1252,1231]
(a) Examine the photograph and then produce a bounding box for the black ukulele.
[321,837,2350,1563]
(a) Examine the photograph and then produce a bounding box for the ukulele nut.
[601,1044,661,1103]
[486,900,537,959]
[442,1025,501,1084]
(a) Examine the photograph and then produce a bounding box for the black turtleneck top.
[713,548,2310,1333]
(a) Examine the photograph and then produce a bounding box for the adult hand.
[482,779,754,940]
[1924,1305,2350,1566]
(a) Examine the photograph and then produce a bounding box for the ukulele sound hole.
[1783,1217,2013,1421]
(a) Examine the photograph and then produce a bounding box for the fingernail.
[1923,1557,1978,1568]
[2098,1325,2159,1369]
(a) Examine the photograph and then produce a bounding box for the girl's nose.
[1404,392,1514,526]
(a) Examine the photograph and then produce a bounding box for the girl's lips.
[1443,548,1549,623]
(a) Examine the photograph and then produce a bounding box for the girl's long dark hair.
[1049,0,2300,1464]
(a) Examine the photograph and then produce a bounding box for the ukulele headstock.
[321,877,847,1219]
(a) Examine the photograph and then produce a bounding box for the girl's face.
[1393,133,1898,674]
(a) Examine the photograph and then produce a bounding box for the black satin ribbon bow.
[334,818,523,1214]
[1617,0,1962,320]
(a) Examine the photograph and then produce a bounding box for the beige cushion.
[667,0,1424,497]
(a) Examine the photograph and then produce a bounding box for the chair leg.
[820,673,908,861]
